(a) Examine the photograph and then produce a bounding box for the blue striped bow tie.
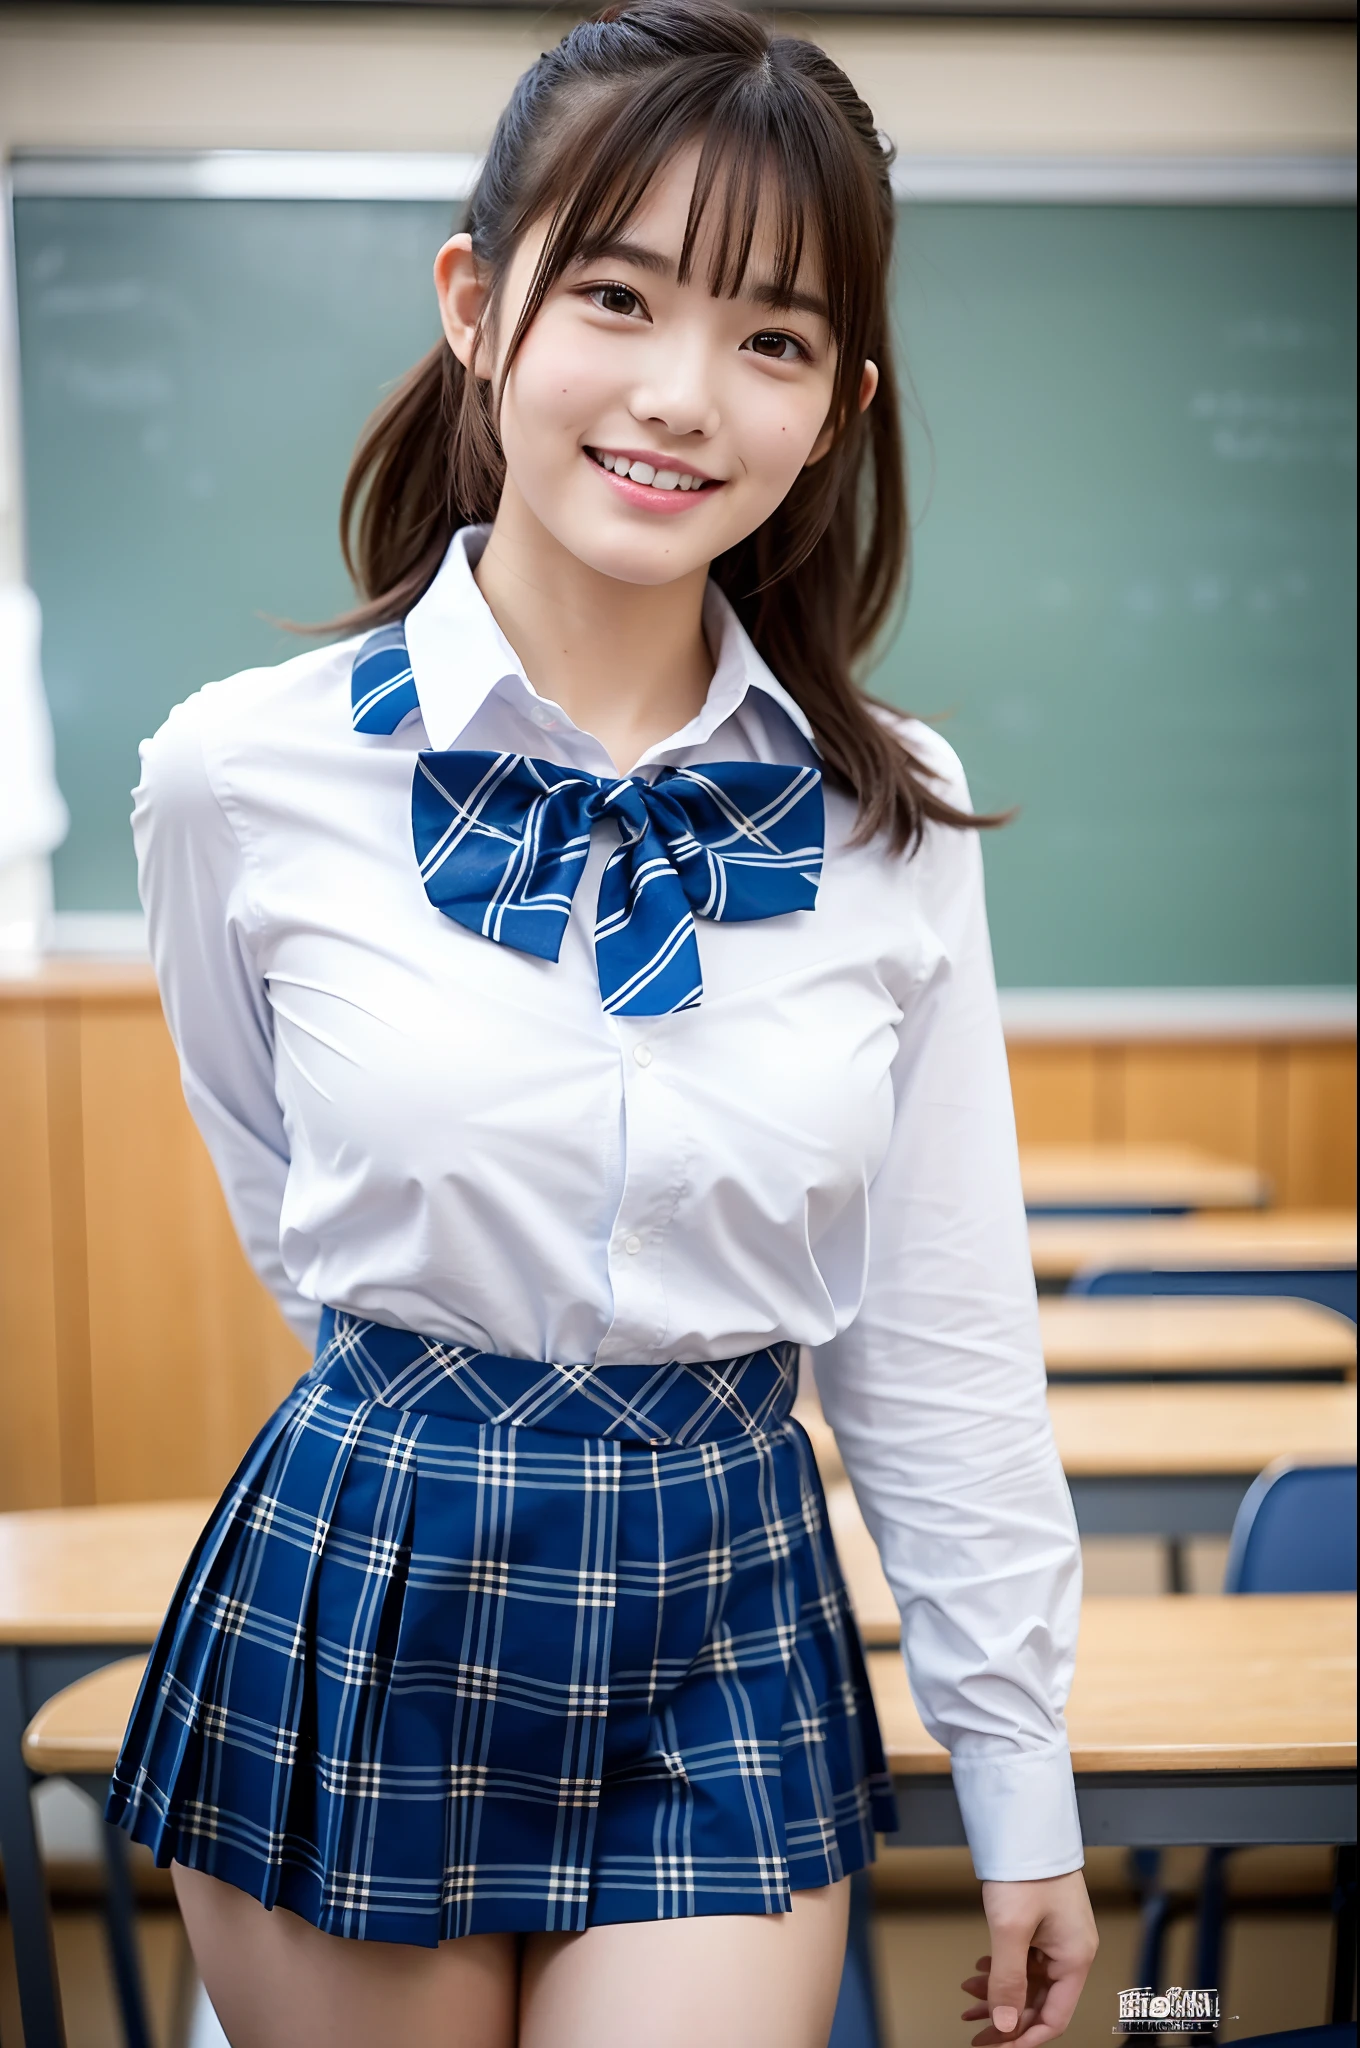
[351,624,823,1017]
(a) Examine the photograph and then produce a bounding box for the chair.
[1128,1463,1358,2034]
[1225,1462,1358,1594]
[21,1656,152,2048]
[1193,1463,1358,2016]
[1071,1265,1358,1324]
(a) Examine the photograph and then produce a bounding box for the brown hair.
[336,0,986,853]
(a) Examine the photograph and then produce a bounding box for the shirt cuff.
[949,1743,1086,1881]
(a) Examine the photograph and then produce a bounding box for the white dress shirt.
[132,524,1085,1884]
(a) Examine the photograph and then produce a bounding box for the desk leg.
[0,1646,67,2048]
[1333,1844,1357,2024]
[1166,1541,1189,1596]
[103,1818,154,2048]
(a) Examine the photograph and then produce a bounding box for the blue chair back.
[1070,1265,1357,1323]
[1224,1461,1358,1594]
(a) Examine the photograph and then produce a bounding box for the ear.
[805,359,880,467]
[435,234,492,377]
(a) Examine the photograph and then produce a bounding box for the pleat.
[108,1378,373,1906]
[273,1404,423,1937]
[106,1377,314,1855]
[778,1424,897,1888]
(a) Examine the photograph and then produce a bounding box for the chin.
[585,550,706,588]
[560,528,714,589]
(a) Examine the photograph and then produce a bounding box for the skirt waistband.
[309,1308,799,1447]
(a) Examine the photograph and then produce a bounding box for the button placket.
[598,1026,686,1363]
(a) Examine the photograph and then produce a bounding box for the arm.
[133,694,319,1350]
[813,728,1097,2040]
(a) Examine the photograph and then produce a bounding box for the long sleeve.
[812,728,1085,1882]
[133,694,319,1349]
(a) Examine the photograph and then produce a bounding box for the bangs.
[496,50,888,381]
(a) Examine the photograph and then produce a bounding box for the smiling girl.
[107,6,1098,2044]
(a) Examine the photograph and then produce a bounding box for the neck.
[472,481,713,774]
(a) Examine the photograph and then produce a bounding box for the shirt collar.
[402,524,818,761]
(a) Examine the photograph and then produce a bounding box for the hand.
[959,1869,1099,2045]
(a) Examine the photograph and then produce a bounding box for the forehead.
[576,138,828,305]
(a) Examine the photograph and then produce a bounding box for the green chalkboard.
[15,197,451,914]
[14,193,1357,985]
[880,204,1357,987]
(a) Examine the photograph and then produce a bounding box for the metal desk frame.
[0,1642,149,2048]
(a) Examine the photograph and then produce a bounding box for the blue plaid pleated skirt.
[106,1310,897,1947]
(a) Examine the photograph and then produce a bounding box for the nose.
[627,328,721,444]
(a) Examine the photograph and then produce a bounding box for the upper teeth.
[596,452,705,491]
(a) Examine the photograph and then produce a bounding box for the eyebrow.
[575,237,829,323]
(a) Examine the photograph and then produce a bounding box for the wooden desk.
[1039,1295,1357,1381]
[870,1591,1355,1798]
[829,1377,1355,1622]
[1029,1209,1358,1284]
[1049,1381,1357,1564]
[0,1499,208,2048]
[0,1499,211,1645]
[1050,1383,1356,1481]
[827,1484,897,1646]
[871,1594,1356,1781]
[1021,1143,1267,1214]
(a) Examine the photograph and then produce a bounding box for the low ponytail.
[336,337,504,631]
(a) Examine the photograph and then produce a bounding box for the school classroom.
[0,5,1354,2048]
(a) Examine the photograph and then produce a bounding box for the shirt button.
[633,1044,653,1068]
[623,1234,643,1256]
[533,706,556,729]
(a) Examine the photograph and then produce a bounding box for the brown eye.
[747,331,802,362]
[591,284,641,318]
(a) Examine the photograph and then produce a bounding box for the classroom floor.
[1,1540,1349,2047]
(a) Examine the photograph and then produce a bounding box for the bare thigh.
[172,1863,518,2048]
[518,1880,851,2048]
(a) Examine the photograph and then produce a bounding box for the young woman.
[108,6,1099,2043]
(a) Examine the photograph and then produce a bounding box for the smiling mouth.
[585,447,720,494]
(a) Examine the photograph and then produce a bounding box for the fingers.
[967,2006,1045,2047]
[984,1925,1033,2040]
[960,1939,1093,2046]
[1003,1938,1092,2046]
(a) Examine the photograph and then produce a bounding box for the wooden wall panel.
[44,1005,97,1503]
[1281,1043,1358,1209]
[79,999,306,1504]
[1007,1046,1101,1144]
[0,1005,64,1508]
[1121,1044,1264,1164]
